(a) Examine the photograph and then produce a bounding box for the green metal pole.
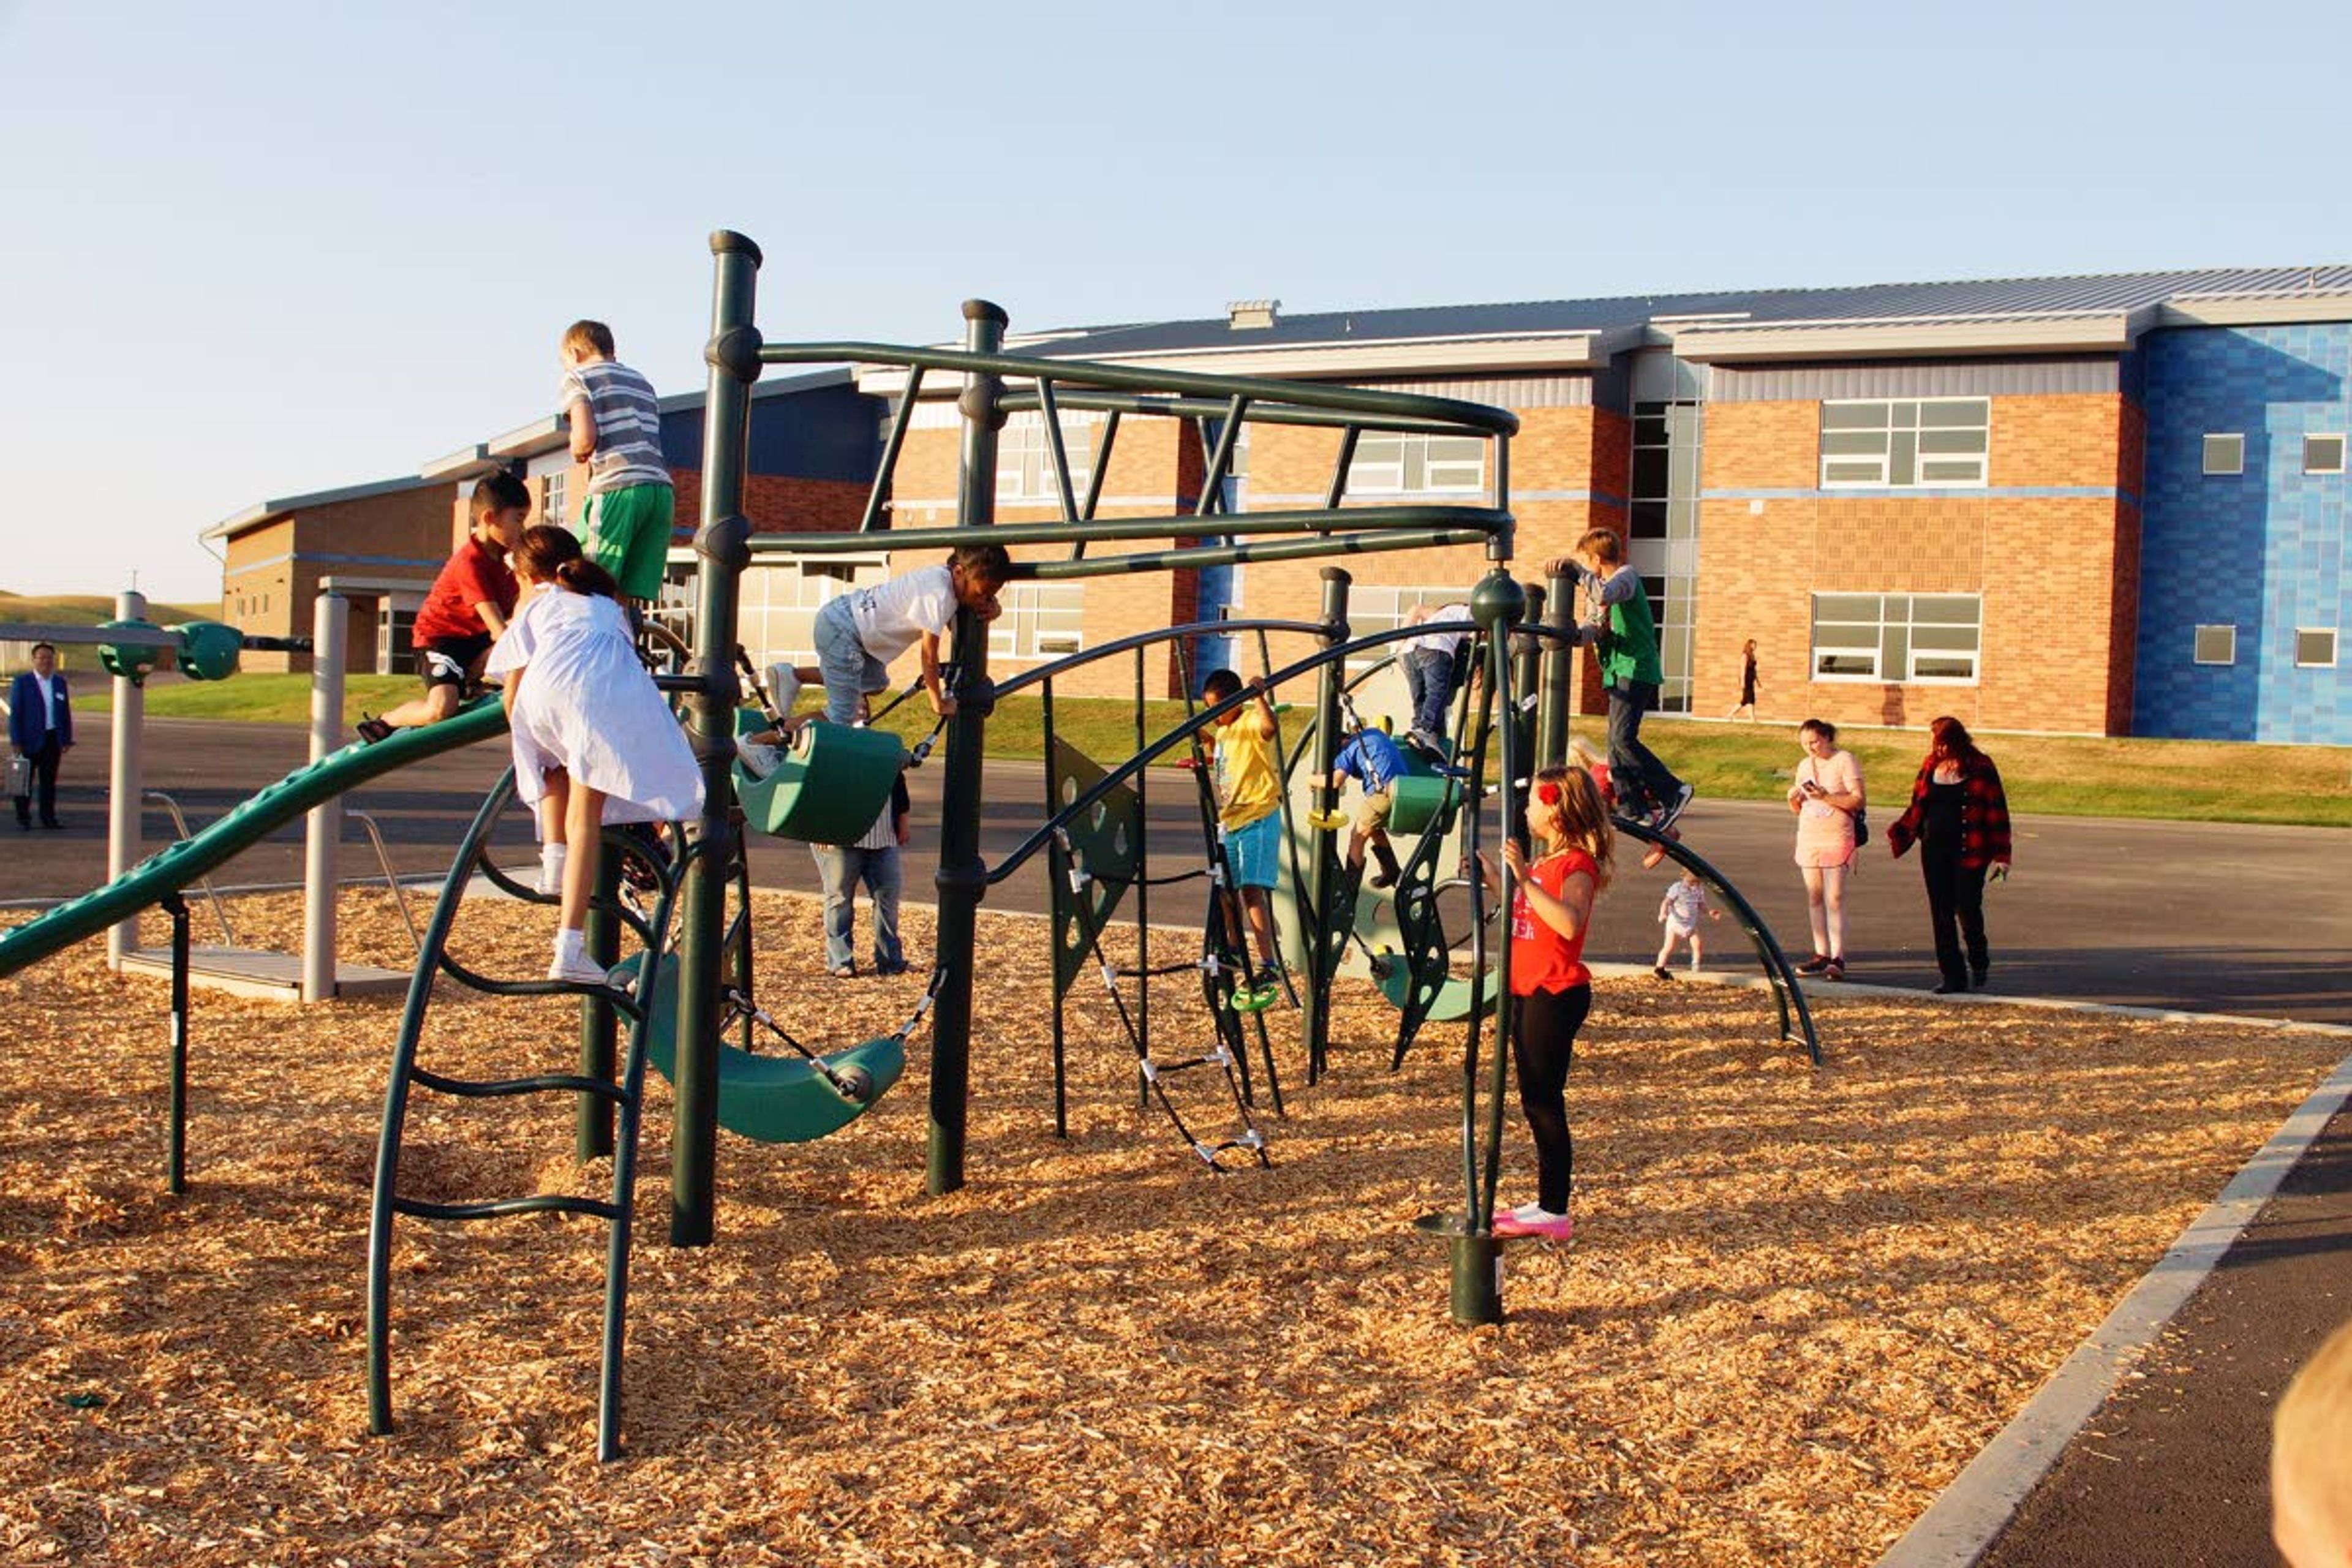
[671,228,763,1246]
[925,299,1007,1197]
[1303,568,1348,1082]
[1538,567,1575,770]
[1512,580,1544,821]
[576,854,621,1161]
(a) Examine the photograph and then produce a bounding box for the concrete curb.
[1874,1049,2352,1567]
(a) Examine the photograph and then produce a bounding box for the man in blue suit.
[9,641,72,830]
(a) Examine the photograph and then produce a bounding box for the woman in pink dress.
[1786,718,1864,981]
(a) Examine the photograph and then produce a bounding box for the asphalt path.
[6,717,2348,1025]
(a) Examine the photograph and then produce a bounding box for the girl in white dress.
[487,526,703,983]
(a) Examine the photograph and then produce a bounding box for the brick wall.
[1697,394,2136,734]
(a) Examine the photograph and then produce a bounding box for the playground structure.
[0,228,1820,1461]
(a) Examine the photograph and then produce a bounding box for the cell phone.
[1801,779,1823,795]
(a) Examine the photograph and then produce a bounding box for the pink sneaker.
[1491,1205,1574,1242]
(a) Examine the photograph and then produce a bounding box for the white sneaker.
[547,954,611,987]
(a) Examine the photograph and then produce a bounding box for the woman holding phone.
[1786,718,1864,981]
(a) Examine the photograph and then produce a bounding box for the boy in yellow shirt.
[1199,669,1284,1010]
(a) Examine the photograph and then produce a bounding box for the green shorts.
[579,483,676,602]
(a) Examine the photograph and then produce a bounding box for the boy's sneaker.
[1652,965,1674,981]
[1795,953,1833,975]
[1657,783,1697,833]
[548,954,612,987]
[355,715,394,745]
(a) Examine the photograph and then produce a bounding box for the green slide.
[0,698,512,979]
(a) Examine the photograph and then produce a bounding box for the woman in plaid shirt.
[1886,716,2013,995]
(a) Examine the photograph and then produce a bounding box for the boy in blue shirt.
[1329,721,1408,889]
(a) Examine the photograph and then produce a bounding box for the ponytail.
[555,555,619,600]
[513,523,616,598]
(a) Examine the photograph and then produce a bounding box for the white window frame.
[1343,584,1471,673]
[541,470,567,527]
[1809,592,1982,684]
[2203,434,2245,476]
[2192,624,2237,666]
[2294,628,2339,668]
[996,411,1097,502]
[2304,434,2345,475]
[989,582,1086,660]
[1819,398,1990,489]
[1344,432,1487,496]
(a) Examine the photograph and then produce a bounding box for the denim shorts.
[814,597,889,723]
[1221,811,1281,890]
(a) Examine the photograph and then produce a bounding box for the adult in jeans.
[1885,715,2012,995]
[1400,599,1469,751]
[812,769,913,979]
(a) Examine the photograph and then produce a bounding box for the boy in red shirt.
[357,472,529,742]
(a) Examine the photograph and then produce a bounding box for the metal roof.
[999,266,2352,362]
[203,474,443,542]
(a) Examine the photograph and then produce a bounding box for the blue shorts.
[1221,812,1281,891]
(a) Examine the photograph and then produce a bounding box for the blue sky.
[2,0,2345,603]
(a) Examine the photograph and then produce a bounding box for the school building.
[205,267,2352,745]
[867,267,2348,745]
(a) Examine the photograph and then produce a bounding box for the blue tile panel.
[2133,323,2350,744]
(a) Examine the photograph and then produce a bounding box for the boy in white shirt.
[807,545,1010,725]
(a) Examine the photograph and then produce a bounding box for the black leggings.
[1510,983,1591,1213]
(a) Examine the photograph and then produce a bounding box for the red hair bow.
[1536,781,1561,806]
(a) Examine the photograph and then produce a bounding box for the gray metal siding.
[1357,374,1593,407]
[1709,356,2122,402]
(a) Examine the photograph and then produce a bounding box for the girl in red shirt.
[1478,763,1614,1241]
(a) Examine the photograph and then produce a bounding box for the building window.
[2192,624,2237,665]
[997,412,1096,503]
[1819,399,1989,488]
[2304,434,2345,474]
[1342,585,1472,674]
[1811,593,1981,682]
[989,583,1085,660]
[1346,432,1485,495]
[2296,628,2339,668]
[542,470,568,526]
[730,557,889,666]
[2202,434,2244,475]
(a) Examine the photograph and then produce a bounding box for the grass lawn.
[77,676,2352,827]
[0,592,213,628]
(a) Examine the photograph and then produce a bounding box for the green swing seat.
[734,711,908,846]
[1374,954,1498,1023]
[620,955,906,1145]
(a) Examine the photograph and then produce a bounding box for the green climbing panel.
[1047,734,1142,1000]
[735,714,907,847]
[628,954,905,1144]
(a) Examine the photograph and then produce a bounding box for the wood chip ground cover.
[0,889,2337,1566]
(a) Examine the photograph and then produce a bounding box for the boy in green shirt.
[1549,528,1693,861]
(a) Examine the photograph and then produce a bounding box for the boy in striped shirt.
[559,320,674,606]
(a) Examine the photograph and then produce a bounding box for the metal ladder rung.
[409,1066,636,1105]
[392,1193,625,1224]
